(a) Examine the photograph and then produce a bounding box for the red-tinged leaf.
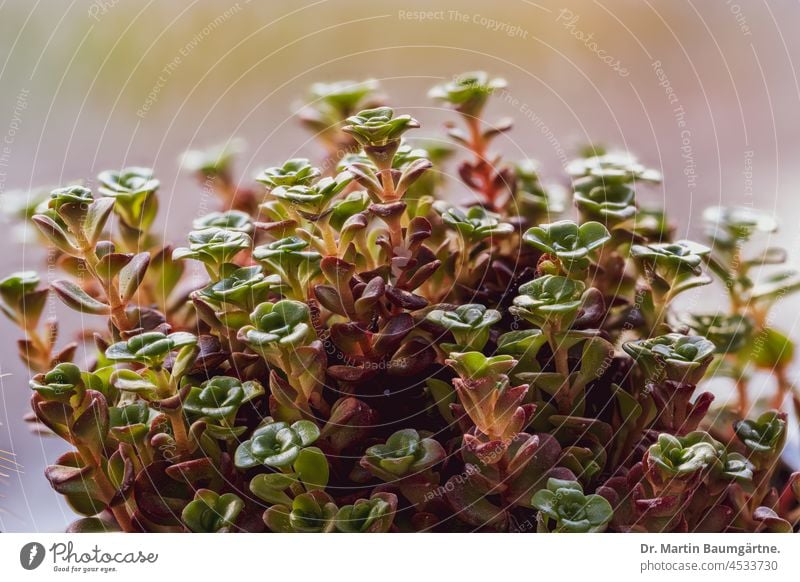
[118,252,150,301]
[385,285,427,310]
[83,197,116,244]
[32,214,79,255]
[52,279,110,315]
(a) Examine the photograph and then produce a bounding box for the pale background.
[1,0,799,531]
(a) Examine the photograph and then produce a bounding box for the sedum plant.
[2,72,799,535]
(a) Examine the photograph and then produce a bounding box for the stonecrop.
[3,72,799,533]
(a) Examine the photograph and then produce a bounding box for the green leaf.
[293,446,329,490]
[51,280,110,315]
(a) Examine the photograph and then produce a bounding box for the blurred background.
[1,0,799,531]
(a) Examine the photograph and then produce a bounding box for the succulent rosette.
[437,204,514,243]
[182,490,244,533]
[183,376,263,421]
[235,419,321,469]
[361,429,445,480]
[105,331,197,369]
[511,275,585,328]
[703,205,777,248]
[428,71,507,116]
[622,333,715,385]
[425,303,501,351]
[256,158,321,189]
[532,478,614,532]
[523,220,610,273]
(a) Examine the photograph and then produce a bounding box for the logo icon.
[20,542,46,570]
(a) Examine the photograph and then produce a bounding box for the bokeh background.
[1,0,799,531]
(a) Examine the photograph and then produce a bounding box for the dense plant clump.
[3,72,800,533]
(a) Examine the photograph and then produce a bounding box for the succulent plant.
[511,275,585,328]
[335,492,397,532]
[703,206,777,248]
[97,167,160,231]
[734,411,787,463]
[361,429,445,480]
[182,490,244,533]
[429,71,507,117]
[523,220,610,273]
[623,333,715,385]
[183,376,263,420]
[106,331,197,369]
[192,210,253,233]
[532,478,614,532]
[235,419,320,469]
[425,303,501,351]
[4,72,797,536]
[256,158,321,189]
[438,204,514,243]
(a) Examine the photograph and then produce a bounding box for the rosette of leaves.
[108,401,153,445]
[511,275,585,329]
[256,158,321,190]
[703,206,777,249]
[29,362,85,402]
[438,204,514,244]
[567,151,662,184]
[445,352,532,449]
[198,265,281,315]
[192,210,253,233]
[685,313,753,354]
[568,152,660,227]
[361,429,445,481]
[238,300,324,412]
[428,71,507,117]
[263,490,337,533]
[513,159,563,223]
[532,478,613,532]
[335,492,397,533]
[33,186,115,260]
[97,167,160,234]
[183,376,263,423]
[523,220,610,274]
[425,303,501,351]
[734,411,787,468]
[172,227,252,277]
[343,107,420,166]
[645,432,753,494]
[269,171,352,217]
[252,236,321,299]
[0,271,47,330]
[106,331,197,369]
[239,300,313,354]
[299,79,380,152]
[622,333,715,385]
[235,419,320,469]
[630,240,711,297]
[181,489,244,533]
[181,139,243,179]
